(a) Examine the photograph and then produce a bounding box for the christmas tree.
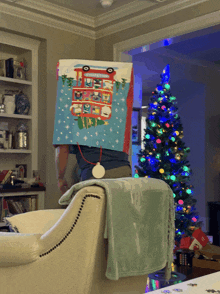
[134,64,203,244]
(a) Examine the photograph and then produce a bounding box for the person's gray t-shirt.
[69,145,131,180]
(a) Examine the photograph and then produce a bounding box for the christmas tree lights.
[134,64,203,242]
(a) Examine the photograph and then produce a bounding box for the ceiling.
[1,0,175,23]
[40,0,144,17]
[0,0,206,39]
[129,24,220,65]
[164,31,220,65]
[130,24,220,98]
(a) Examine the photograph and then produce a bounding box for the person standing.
[55,144,132,194]
[53,59,134,195]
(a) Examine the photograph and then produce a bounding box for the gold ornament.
[175,153,181,160]
[159,168,164,174]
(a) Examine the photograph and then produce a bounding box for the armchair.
[0,185,148,294]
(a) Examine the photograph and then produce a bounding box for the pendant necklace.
[77,142,105,179]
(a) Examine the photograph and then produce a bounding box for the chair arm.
[0,232,42,267]
[4,209,66,234]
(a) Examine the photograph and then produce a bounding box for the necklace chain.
[77,142,102,166]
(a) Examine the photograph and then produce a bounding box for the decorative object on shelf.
[33,170,40,182]
[0,94,5,113]
[13,58,26,80]
[2,57,26,79]
[15,122,28,149]
[0,130,6,149]
[7,131,13,149]
[15,91,30,115]
[3,94,16,114]
[16,164,27,178]
[0,122,9,149]
[0,103,5,113]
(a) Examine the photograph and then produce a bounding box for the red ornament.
[180,236,192,249]
[192,217,197,222]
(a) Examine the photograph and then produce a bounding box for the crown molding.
[16,0,96,28]
[0,2,96,39]
[0,30,40,50]
[96,0,209,39]
[95,1,156,27]
[0,0,210,40]
[113,10,220,62]
[6,0,157,28]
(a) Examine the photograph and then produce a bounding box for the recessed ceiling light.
[138,0,167,2]
[100,0,114,8]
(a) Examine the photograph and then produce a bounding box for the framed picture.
[15,164,27,178]
[132,108,141,145]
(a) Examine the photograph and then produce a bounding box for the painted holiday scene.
[53,59,133,153]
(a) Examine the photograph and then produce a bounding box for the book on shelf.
[31,196,37,211]
[5,200,19,215]
[2,199,9,219]
[5,58,14,78]
[0,196,38,221]
[0,59,6,77]
[0,170,13,184]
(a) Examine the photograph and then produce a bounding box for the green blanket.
[58,177,175,282]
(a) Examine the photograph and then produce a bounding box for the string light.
[134,64,200,242]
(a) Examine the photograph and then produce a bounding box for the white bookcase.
[0,32,45,224]
[0,31,40,173]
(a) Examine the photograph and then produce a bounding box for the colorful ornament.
[175,153,181,160]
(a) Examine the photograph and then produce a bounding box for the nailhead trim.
[39,194,100,257]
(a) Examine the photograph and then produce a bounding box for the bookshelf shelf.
[0,113,32,119]
[0,187,45,224]
[0,149,32,153]
[0,31,40,175]
[0,32,44,224]
[0,76,32,85]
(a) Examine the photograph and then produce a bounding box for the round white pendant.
[92,162,105,179]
